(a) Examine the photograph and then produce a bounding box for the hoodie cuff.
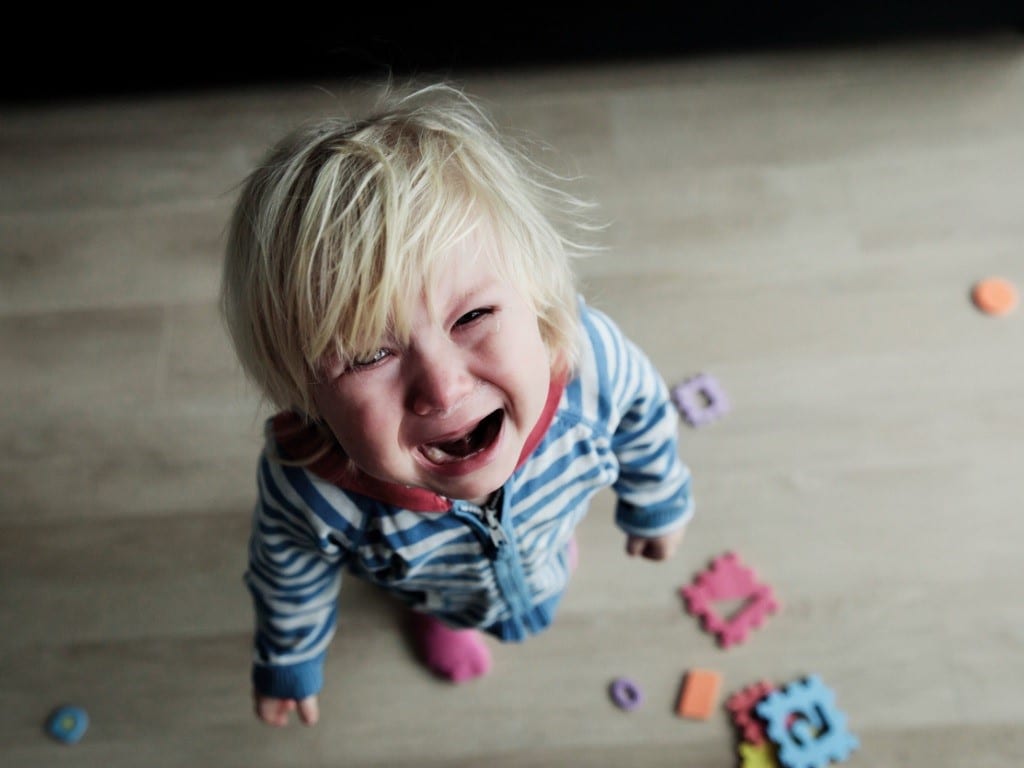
[252,655,325,700]
[615,494,694,539]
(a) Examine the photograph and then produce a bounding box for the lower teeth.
[421,444,468,464]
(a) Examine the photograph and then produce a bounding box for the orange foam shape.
[677,668,722,720]
[972,277,1018,316]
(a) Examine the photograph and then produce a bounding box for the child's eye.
[349,348,392,370]
[454,307,493,327]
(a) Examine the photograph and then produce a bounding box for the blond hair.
[221,83,593,419]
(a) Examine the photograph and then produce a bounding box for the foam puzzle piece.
[609,677,644,711]
[727,680,777,744]
[45,705,89,745]
[972,276,1018,316]
[680,551,779,648]
[739,741,782,768]
[755,675,859,768]
[676,668,722,720]
[672,373,730,427]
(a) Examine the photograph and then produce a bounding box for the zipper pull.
[481,492,506,552]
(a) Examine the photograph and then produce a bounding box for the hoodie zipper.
[451,489,534,627]
[479,489,506,556]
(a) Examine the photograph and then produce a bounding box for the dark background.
[4,4,1022,103]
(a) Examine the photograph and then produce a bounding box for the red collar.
[272,376,566,512]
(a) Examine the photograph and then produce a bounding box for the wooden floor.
[3,33,1024,768]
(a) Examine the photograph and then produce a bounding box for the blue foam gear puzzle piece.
[45,705,89,744]
[755,676,858,768]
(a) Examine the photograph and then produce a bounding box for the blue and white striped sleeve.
[245,451,359,700]
[582,304,694,538]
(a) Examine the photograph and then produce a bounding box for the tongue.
[435,434,477,458]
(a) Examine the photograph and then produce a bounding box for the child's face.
[313,232,552,504]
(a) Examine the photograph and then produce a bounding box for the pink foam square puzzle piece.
[680,551,779,649]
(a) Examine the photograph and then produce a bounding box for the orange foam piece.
[677,668,722,720]
[972,277,1018,316]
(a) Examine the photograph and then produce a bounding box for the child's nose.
[407,348,476,417]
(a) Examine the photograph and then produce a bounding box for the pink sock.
[411,612,492,683]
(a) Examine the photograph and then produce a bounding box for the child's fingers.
[651,536,679,561]
[650,528,687,560]
[297,696,320,726]
[255,695,297,727]
[640,539,667,561]
[625,536,646,557]
[626,528,686,561]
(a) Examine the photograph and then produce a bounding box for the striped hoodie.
[246,302,694,699]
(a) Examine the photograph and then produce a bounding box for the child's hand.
[625,525,687,561]
[254,693,320,727]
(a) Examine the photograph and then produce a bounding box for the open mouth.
[419,410,504,465]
